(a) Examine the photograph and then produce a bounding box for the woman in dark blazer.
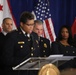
[51,25,76,70]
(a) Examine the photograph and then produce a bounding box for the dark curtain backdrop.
[9,0,76,36]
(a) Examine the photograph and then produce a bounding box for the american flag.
[32,0,56,43]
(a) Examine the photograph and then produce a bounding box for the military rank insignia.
[36,40,38,44]
[44,43,47,48]
[18,41,25,44]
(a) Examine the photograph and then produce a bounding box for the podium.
[12,55,76,70]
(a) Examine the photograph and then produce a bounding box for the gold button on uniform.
[20,45,23,48]
[43,50,45,52]
[28,39,30,41]
[38,45,39,47]
[31,47,33,50]
[73,51,75,53]
[41,40,43,42]
[66,51,68,53]
[31,53,33,56]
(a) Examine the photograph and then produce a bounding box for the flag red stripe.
[45,19,54,41]
[0,27,1,32]
[7,0,17,27]
[71,18,76,37]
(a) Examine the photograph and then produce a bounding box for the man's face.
[2,19,13,32]
[20,19,34,34]
[33,23,44,36]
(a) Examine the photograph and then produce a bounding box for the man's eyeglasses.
[25,23,34,26]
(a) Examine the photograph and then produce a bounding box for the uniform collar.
[2,30,7,36]
[20,27,30,37]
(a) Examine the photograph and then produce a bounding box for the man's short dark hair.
[20,11,34,24]
[3,17,12,24]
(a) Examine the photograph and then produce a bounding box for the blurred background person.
[33,20,51,57]
[33,20,44,37]
[51,25,76,55]
[0,17,13,58]
[0,17,13,75]
[51,25,76,70]
[1,17,13,35]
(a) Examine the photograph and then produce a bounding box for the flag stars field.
[33,0,56,43]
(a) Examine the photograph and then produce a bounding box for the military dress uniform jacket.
[39,37,51,57]
[2,27,40,68]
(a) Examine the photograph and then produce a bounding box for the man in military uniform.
[0,17,13,75]
[33,20,51,57]
[2,12,40,75]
